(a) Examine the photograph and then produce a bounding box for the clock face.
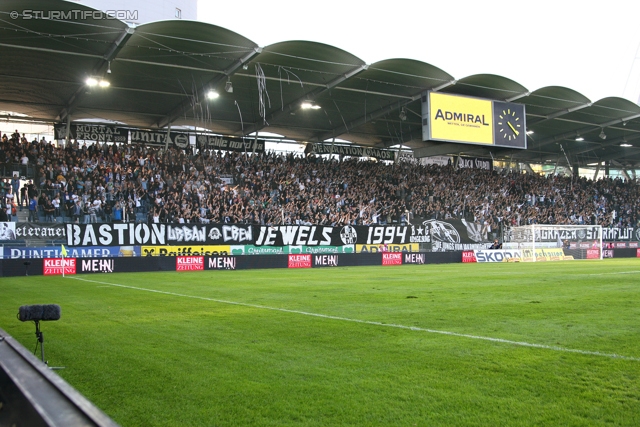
[493,101,526,148]
[497,108,523,142]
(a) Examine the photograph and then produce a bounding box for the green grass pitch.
[1,259,640,426]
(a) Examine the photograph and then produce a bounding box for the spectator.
[28,195,38,222]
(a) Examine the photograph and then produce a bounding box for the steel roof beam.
[58,25,136,123]
[157,47,263,129]
[240,64,370,137]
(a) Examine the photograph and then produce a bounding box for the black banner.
[65,223,254,247]
[129,129,190,150]
[456,156,493,171]
[1,222,66,241]
[602,227,640,242]
[409,218,491,251]
[2,221,635,248]
[304,142,395,161]
[166,224,253,245]
[196,135,265,153]
[54,124,128,143]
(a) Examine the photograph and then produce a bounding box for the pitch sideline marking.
[69,276,640,362]
[584,270,640,276]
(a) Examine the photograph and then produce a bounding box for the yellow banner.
[507,248,573,262]
[356,243,420,253]
[141,246,231,256]
[430,92,493,144]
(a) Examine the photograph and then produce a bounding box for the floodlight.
[206,90,219,100]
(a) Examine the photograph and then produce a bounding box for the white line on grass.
[584,270,640,276]
[69,277,640,362]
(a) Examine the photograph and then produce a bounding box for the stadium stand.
[1,132,638,235]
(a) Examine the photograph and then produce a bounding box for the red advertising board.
[586,249,600,260]
[43,258,76,275]
[382,253,402,266]
[462,251,477,263]
[288,254,312,268]
[637,249,640,258]
[176,256,204,271]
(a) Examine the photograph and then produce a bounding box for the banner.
[456,156,493,171]
[176,256,204,271]
[3,246,138,259]
[304,142,395,161]
[166,224,253,245]
[2,222,66,240]
[474,248,571,263]
[409,218,491,251]
[229,245,354,255]
[196,135,265,153]
[54,124,128,143]
[356,243,419,253]
[129,129,190,150]
[141,246,230,256]
[43,258,76,275]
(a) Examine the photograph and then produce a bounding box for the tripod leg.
[35,321,46,364]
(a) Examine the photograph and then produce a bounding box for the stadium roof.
[2,0,640,170]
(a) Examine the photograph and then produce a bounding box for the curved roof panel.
[1,0,640,167]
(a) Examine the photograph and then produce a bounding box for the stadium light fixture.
[225,78,233,93]
[599,129,607,140]
[206,90,220,100]
[86,76,110,87]
[301,101,321,110]
[575,135,584,141]
[620,143,632,147]
[399,108,407,121]
[526,130,534,135]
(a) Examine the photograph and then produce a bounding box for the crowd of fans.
[1,129,639,231]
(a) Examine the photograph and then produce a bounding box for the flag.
[556,233,563,248]
[61,244,68,257]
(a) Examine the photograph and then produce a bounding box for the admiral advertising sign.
[423,92,526,149]
[356,243,419,253]
[176,256,204,271]
[43,258,76,275]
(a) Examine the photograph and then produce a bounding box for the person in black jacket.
[489,239,502,249]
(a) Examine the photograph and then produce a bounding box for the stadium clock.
[492,101,527,149]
